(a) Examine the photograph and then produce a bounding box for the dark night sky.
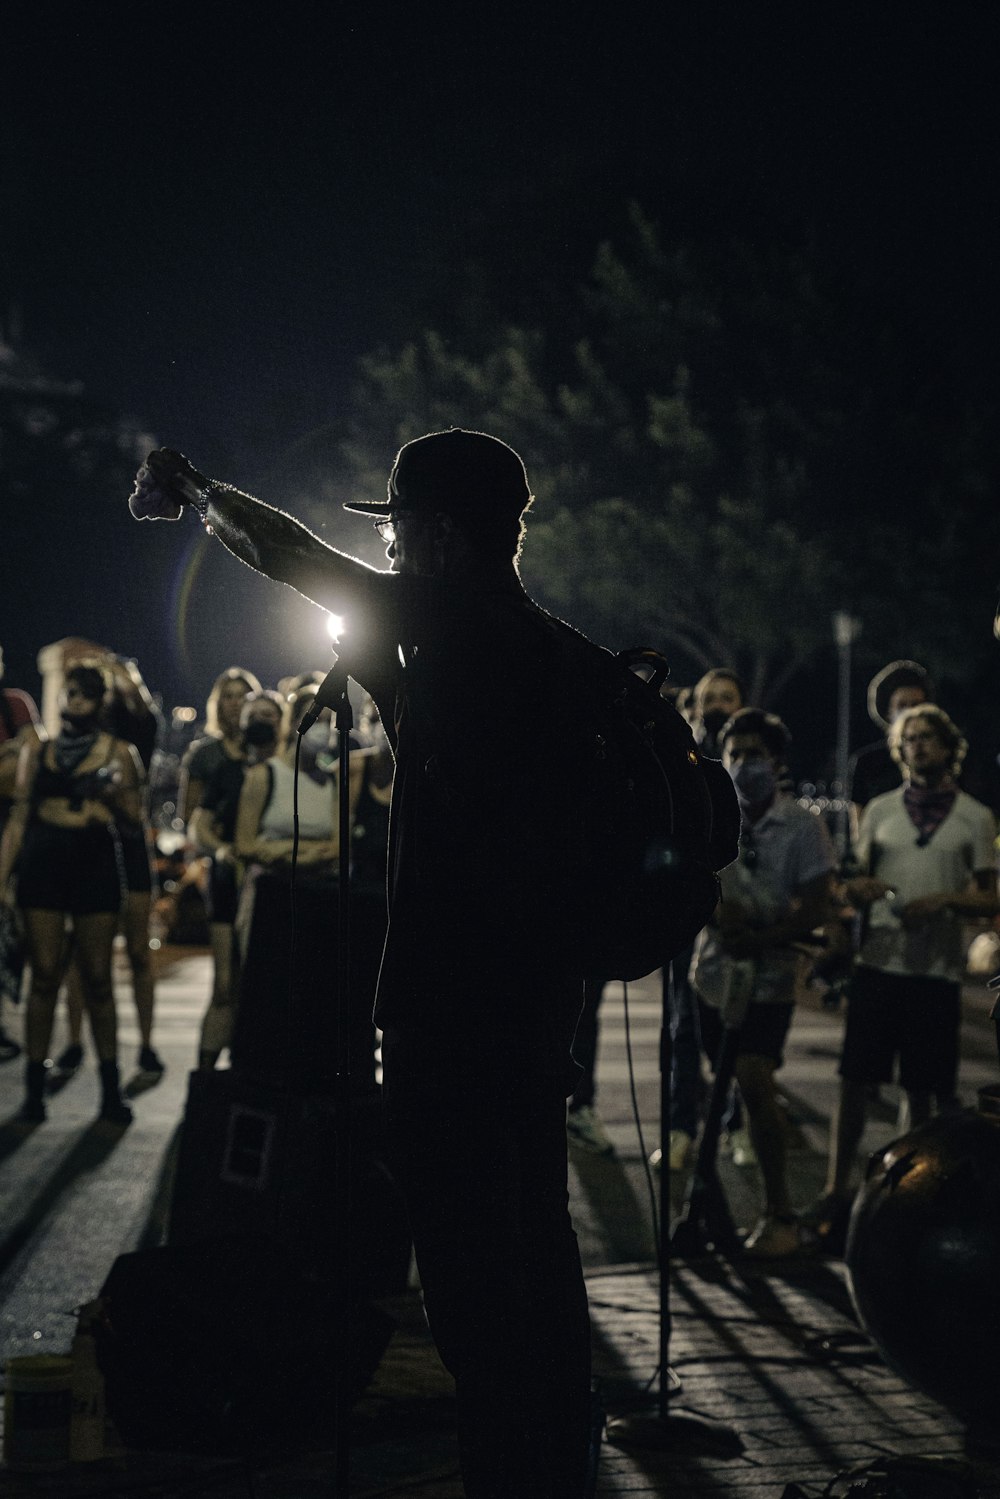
[3,5,997,743]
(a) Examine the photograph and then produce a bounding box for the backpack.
[544,621,741,981]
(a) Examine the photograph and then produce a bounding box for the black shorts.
[698,997,795,1069]
[17,820,123,916]
[839,965,960,1095]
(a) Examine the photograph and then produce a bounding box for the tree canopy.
[330,205,995,729]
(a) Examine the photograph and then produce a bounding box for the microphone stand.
[606,962,741,1455]
[298,658,355,1497]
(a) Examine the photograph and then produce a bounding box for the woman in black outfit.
[56,655,165,1081]
[180,667,261,1068]
[0,662,140,1122]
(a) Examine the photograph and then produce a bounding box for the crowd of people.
[0,640,393,1118]
[1,626,996,1233]
[127,434,1000,1497]
[0,641,996,1226]
[0,428,993,1499]
[569,655,1000,1262]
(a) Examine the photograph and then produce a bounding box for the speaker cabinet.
[168,1068,411,1299]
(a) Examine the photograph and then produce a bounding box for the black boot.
[20,1059,48,1122]
[98,1060,133,1125]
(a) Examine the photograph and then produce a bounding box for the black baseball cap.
[343,428,532,526]
[868,659,933,730]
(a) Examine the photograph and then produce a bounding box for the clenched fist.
[129,448,210,520]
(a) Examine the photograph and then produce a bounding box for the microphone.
[297,658,350,735]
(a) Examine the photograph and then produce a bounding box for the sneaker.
[799,1192,853,1256]
[668,1129,695,1172]
[137,1046,165,1077]
[743,1214,800,1258]
[0,1026,21,1063]
[727,1127,758,1168]
[567,1105,615,1156]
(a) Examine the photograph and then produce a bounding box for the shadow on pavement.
[0,1118,131,1277]
[0,1113,46,1166]
[571,1147,658,1263]
[134,1119,183,1252]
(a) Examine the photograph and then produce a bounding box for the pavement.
[1,941,999,1496]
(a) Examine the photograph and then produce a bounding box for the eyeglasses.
[373,511,417,543]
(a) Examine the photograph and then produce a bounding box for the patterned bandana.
[54,724,99,775]
[902,782,956,847]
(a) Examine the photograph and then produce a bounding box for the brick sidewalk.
[2,953,1000,1495]
[591,1259,1000,1497]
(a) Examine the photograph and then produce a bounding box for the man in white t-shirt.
[815,704,998,1234]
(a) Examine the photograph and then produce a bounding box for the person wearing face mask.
[233,684,364,879]
[0,663,142,1123]
[53,653,167,1086]
[180,668,262,1066]
[692,667,745,758]
[179,667,263,825]
[188,687,283,1068]
[692,707,835,1256]
[230,685,371,1087]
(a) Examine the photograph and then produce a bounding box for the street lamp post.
[832,611,862,858]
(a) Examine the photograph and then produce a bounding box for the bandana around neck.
[54,724,99,775]
[902,782,956,846]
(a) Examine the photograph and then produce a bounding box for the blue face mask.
[730,758,777,806]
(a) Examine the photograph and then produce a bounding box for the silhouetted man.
[130,431,591,1499]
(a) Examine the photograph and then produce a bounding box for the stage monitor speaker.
[97,1237,393,1455]
[168,1068,411,1298]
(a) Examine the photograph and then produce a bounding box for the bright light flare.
[326,613,345,643]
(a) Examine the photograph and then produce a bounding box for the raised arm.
[131,448,381,619]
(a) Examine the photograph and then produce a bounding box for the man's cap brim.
[343,499,393,515]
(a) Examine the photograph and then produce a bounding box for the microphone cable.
[622,976,662,1265]
[288,734,303,1029]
